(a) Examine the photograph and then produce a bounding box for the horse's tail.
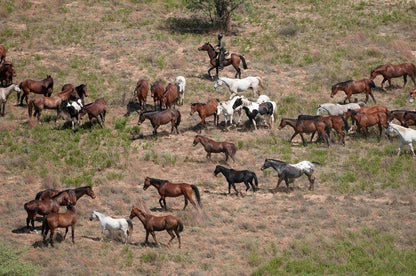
[340,115,350,131]
[253,173,259,188]
[409,63,416,76]
[257,77,265,89]
[191,185,202,207]
[368,79,376,89]
[126,219,133,237]
[177,219,184,233]
[24,201,38,214]
[239,55,248,69]
[311,161,322,166]
[175,110,181,129]
[28,99,34,117]
[324,121,331,138]
[41,216,49,235]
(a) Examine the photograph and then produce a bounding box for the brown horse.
[134,79,149,110]
[403,111,416,127]
[151,80,164,110]
[129,206,184,248]
[42,204,79,246]
[79,98,107,127]
[24,198,61,231]
[138,109,181,135]
[331,79,376,104]
[370,63,416,90]
[349,110,387,140]
[0,45,6,64]
[28,85,79,121]
[310,115,349,145]
[193,134,236,162]
[35,189,60,201]
[190,99,219,131]
[19,75,54,105]
[143,177,201,210]
[61,83,88,99]
[0,62,16,87]
[278,117,330,147]
[50,186,96,206]
[198,42,248,79]
[387,110,410,126]
[162,83,179,109]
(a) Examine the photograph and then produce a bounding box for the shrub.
[0,243,40,275]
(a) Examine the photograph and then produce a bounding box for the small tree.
[185,0,246,33]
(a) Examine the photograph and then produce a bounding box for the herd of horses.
[3,38,415,250]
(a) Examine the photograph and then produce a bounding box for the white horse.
[234,97,276,129]
[174,76,186,105]
[385,123,416,156]
[256,94,270,104]
[214,76,264,98]
[89,211,133,244]
[316,102,364,116]
[216,96,245,126]
[0,83,21,116]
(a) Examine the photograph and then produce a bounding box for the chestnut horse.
[370,63,416,91]
[42,204,79,246]
[349,110,387,140]
[331,79,376,103]
[151,80,164,110]
[134,79,149,110]
[0,62,16,87]
[0,45,6,64]
[143,177,201,210]
[278,117,330,147]
[193,134,236,162]
[19,75,54,105]
[198,42,248,79]
[162,83,179,109]
[190,99,219,131]
[310,115,349,145]
[79,98,107,127]
[129,206,184,248]
[138,109,181,135]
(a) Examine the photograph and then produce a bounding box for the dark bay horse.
[261,159,319,191]
[129,206,184,248]
[310,115,349,145]
[0,62,16,87]
[143,177,201,210]
[370,63,416,90]
[331,79,376,104]
[190,99,219,131]
[61,83,88,99]
[51,186,96,206]
[134,79,149,110]
[138,109,181,135]
[19,75,54,105]
[24,198,61,231]
[278,117,330,147]
[403,111,416,128]
[151,81,164,110]
[162,83,179,109]
[0,45,6,64]
[387,110,410,127]
[42,204,79,246]
[193,134,236,162]
[198,42,248,79]
[79,98,107,127]
[213,165,258,196]
[35,188,60,201]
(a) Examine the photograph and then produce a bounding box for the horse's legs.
[289,131,299,143]
[380,78,387,90]
[163,198,167,210]
[387,79,392,88]
[306,173,315,191]
[49,229,54,246]
[378,123,382,141]
[159,198,164,210]
[123,229,128,244]
[145,230,150,244]
[224,152,229,162]
[206,152,211,160]
[174,228,181,248]
[64,227,69,240]
[228,181,232,194]
[183,196,188,210]
[402,75,407,88]
[166,229,175,247]
[208,66,215,79]
[284,175,291,193]
[150,231,159,247]
[243,180,250,191]
[300,133,307,146]
[370,91,376,103]
[231,183,239,196]
[409,142,415,157]
[252,119,257,130]
[71,225,75,244]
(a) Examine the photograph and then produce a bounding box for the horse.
[261,159,319,191]
[331,79,376,104]
[232,97,276,129]
[162,83,179,109]
[28,85,79,121]
[129,206,184,248]
[134,79,149,110]
[403,111,416,128]
[193,135,236,162]
[35,189,60,201]
[348,110,387,140]
[190,99,219,131]
[138,109,181,136]
[370,63,416,91]
[51,186,96,206]
[0,45,6,64]
[42,204,78,246]
[174,76,186,105]
[387,110,410,127]
[61,83,88,99]
[60,98,84,130]
[143,177,201,210]
[79,98,107,127]
[213,165,258,196]
[198,42,248,79]
[19,75,54,105]
[89,211,133,244]
[385,123,416,156]
[310,115,349,145]
[151,80,164,110]
[24,198,61,231]
[0,84,21,116]
[409,87,416,103]
[316,102,364,116]
[0,62,16,87]
[278,117,330,147]
[216,96,244,126]
[214,76,264,98]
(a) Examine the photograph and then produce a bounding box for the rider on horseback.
[215,34,227,70]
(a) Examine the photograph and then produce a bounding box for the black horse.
[260,159,319,192]
[213,165,258,195]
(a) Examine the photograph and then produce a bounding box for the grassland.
[0,0,415,275]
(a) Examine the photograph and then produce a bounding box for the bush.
[0,243,40,275]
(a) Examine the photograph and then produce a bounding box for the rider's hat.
[218,34,223,40]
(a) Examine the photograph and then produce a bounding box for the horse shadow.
[131,130,174,140]
[82,235,101,242]
[32,232,66,248]
[131,241,160,248]
[12,225,42,234]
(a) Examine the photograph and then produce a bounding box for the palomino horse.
[190,99,219,131]
[28,85,79,121]
[138,109,181,136]
[143,177,201,210]
[331,79,376,103]
[19,75,54,105]
[0,62,16,87]
[162,83,179,109]
[174,76,186,105]
[261,159,320,191]
[370,63,416,91]
[0,84,21,116]
[42,204,78,246]
[134,79,149,110]
[198,42,248,79]
[278,117,330,147]
[213,165,258,196]
[89,211,133,244]
[0,45,6,64]
[79,98,107,127]
[193,134,236,162]
[214,76,264,98]
[129,206,184,248]
[385,123,416,156]
[151,80,164,110]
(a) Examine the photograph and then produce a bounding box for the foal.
[193,135,236,162]
[134,79,149,110]
[213,165,258,195]
[79,97,107,127]
[129,206,184,248]
[42,204,79,246]
[190,99,219,131]
[90,211,133,244]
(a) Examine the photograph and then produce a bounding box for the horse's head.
[77,84,88,98]
[370,69,378,80]
[143,177,151,190]
[213,165,222,176]
[278,118,287,129]
[193,135,201,146]
[260,159,271,171]
[198,43,210,51]
[214,79,223,89]
[87,187,96,199]
[129,206,144,220]
[330,84,338,98]
[409,89,416,103]
[137,112,146,125]
[216,104,223,116]
[232,97,243,109]
[89,211,97,221]
[190,103,198,115]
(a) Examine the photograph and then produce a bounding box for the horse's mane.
[298,115,320,120]
[332,80,353,89]
[191,103,206,106]
[265,159,287,165]
[148,178,168,184]
[281,117,297,121]
[51,189,70,199]
[74,186,92,192]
